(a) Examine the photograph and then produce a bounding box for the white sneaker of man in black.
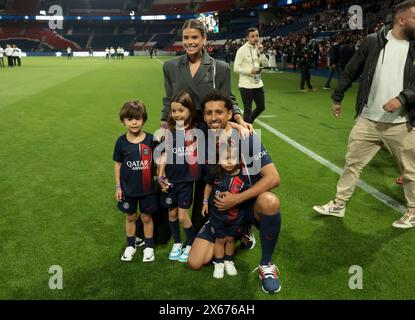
[392,209,415,229]
[312,200,346,218]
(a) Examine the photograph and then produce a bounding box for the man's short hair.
[201,90,233,111]
[247,27,258,36]
[393,0,415,24]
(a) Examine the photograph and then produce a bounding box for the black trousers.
[239,87,265,123]
[300,70,313,90]
[7,56,13,67]
[324,65,341,88]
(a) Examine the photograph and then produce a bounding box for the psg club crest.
[232,184,241,191]
[143,148,150,156]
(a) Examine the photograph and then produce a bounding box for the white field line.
[255,118,406,213]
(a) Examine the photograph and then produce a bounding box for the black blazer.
[161,51,242,121]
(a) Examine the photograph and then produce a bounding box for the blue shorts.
[160,182,194,209]
[196,201,257,243]
[117,193,158,215]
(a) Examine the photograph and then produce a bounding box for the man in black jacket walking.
[323,39,341,89]
[313,0,415,229]
[299,49,315,92]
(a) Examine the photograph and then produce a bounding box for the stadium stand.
[0,0,395,54]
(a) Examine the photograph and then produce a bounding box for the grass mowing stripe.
[0,59,104,110]
[254,118,406,213]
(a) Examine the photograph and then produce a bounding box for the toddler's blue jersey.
[113,133,157,197]
[205,169,252,224]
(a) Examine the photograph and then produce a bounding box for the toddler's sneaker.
[224,260,237,276]
[213,262,224,279]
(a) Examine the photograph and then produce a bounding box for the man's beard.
[403,25,415,41]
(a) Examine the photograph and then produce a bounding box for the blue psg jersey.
[165,128,201,183]
[113,133,157,197]
[205,169,251,224]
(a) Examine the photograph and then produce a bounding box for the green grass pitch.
[0,56,414,300]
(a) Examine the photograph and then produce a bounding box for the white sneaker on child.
[224,260,237,276]
[213,262,224,279]
[143,247,155,262]
[178,245,191,263]
[169,243,182,260]
[121,246,136,262]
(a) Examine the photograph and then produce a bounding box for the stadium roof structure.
[1,0,274,15]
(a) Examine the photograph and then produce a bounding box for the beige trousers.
[335,117,415,208]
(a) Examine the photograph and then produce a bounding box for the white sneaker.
[178,245,191,263]
[313,200,345,217]
[143,247,155,262]
[213,262,224,279]
[224,260,237,276]
[169,243,182,260]
[121,246,136,262]
[392,209,415,229]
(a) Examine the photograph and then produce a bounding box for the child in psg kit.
[158,91,201,263]
[113,100,158,263]
[202,146,251,279]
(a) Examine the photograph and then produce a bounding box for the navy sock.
[224,254,234,262]
[127,236,136,248]
[144,237,154,248]
[168,220,181,243]
[214,257,224,264]
[259,211,281,265]
[184,225,195,245]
